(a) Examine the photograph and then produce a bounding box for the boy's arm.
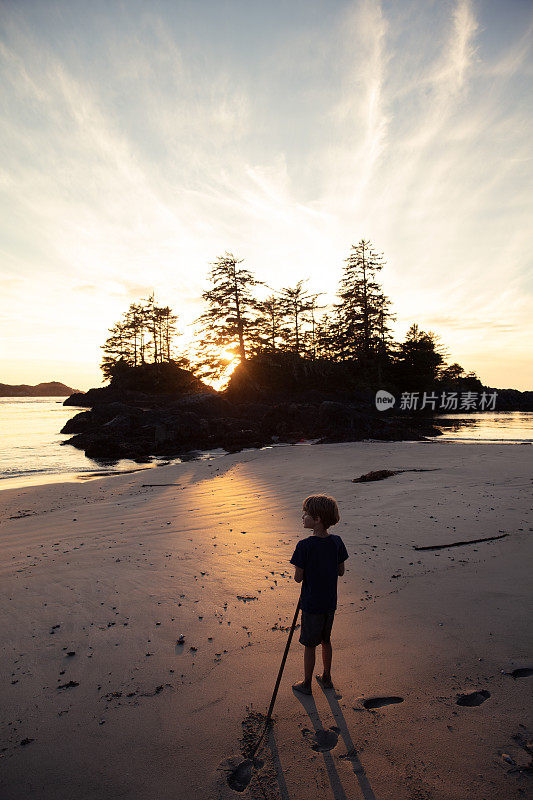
[337,538,348,576]
[290,541,304,582]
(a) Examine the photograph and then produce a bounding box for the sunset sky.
[1,0,531,391]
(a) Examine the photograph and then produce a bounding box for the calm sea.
[433,411,533,443]
[0,398,532,490]
[0,397,166,490]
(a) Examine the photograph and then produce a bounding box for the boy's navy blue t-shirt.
[290,534,349,614]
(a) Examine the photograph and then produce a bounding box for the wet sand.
[0,441,531,800]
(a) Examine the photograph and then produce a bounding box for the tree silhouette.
[98,241,482,396]
[278,280,316,355]
[394,324,446,390]
[194,252,263,380]
[303,292,327,360]
[439,362,482,391]
[251,294,287,354]
[334,239,393,365]
[100,296,184,380]
[100,323,132,381]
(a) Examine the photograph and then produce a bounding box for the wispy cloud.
[0,0,531,388]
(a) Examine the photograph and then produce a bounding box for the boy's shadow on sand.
[224,685,376,800]
[278,683,377,800]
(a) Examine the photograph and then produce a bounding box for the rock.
[60,410,95,434]
[64,392,91,407]
[318,401,364,433]
[259,403,316,437]
[171,393,232,417]
[152,411,208,446]
[61,362,445,460]
[102,415,131,434]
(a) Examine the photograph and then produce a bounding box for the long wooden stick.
[414,533,508,551]
[250,598,301,759]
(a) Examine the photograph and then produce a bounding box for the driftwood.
[413,533,508,551]
[352,468,440,483]
[352,469,400,482]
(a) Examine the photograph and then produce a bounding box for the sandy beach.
[1,440,531,800]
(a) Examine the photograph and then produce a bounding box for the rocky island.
[60,357,442,461]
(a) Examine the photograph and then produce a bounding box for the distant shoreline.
[0,381,80,397]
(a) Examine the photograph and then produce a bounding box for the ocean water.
[433,411,533,443]
[0,397,169,490]
[0,398,531,490]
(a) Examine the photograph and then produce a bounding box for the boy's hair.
[303,495,340,529]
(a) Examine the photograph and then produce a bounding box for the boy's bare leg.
[321,641,332,678]
[304,645,315,683]
[316,641,333,688]
[293,646,315,694]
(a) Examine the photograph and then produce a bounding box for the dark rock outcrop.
[61,388,441,462]
[59,355,530,462]
[61,410,96,434]
[64,363,213,407]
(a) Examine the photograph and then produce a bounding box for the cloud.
[422,315,518,333]
[0,0,531,388]
[438,0,478,90]
[0,273,23,289]
[76,284,100,293]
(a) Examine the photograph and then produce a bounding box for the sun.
[221,348,239,364]
[210,348,240,391]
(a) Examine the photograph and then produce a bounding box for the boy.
[290,494,348,695]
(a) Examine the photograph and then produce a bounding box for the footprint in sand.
[456,689,490,706]
[504,667,533,679]
[363,696,404,710]
[227,759,253,792]
[225,756,263,792]
[302,726,340,752]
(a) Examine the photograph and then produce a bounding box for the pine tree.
[374,293,395,354]
[314,312,334,360]
[394,324,446,390]
[303,293,326,360]
[100,321,132,380]
[100,296,183,380]
[278,280,316,355]
[194,252,262,380]
[123,303,145,367]
[159,306,179,362]
[251,294,286,354]
[142,294,160,364]
[334,239,393,365]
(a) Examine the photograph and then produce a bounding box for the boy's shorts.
[299,610,335,647]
